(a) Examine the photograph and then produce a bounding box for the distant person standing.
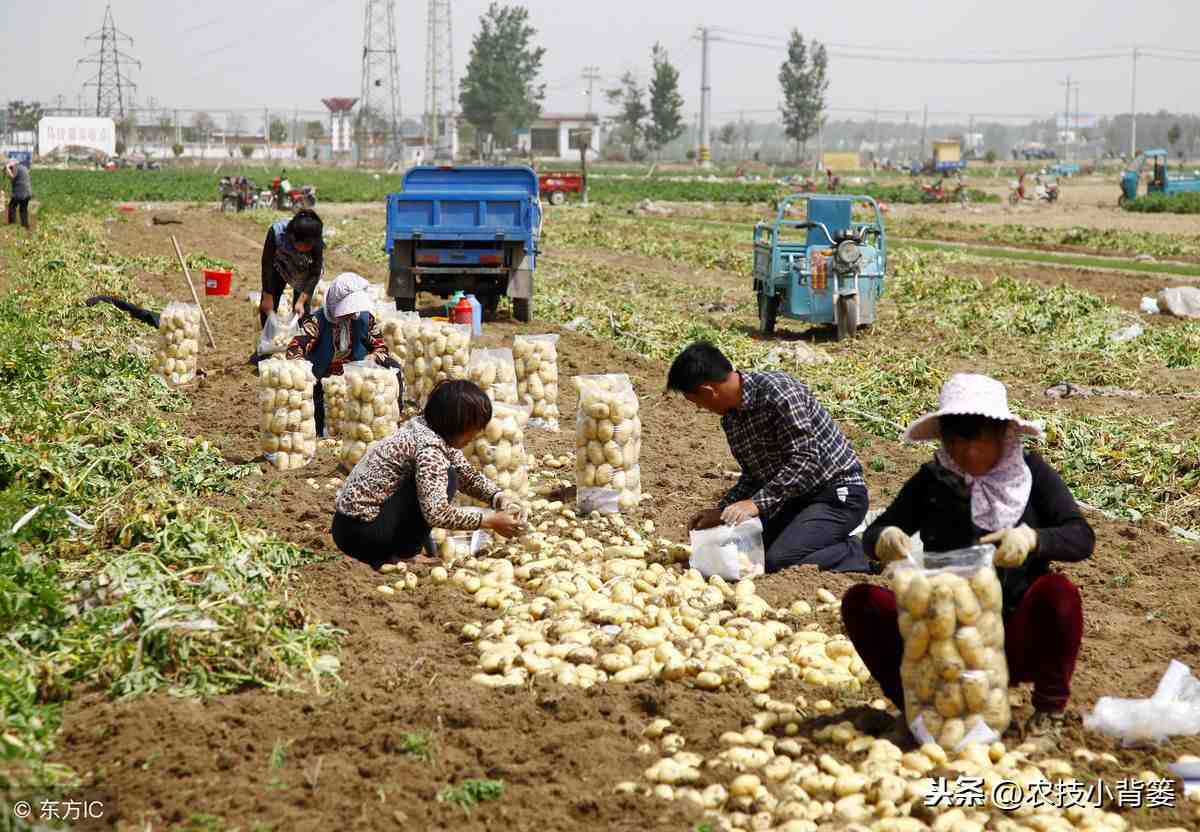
[5,159,32,229]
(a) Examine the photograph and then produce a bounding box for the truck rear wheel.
[758,292,780,337]
[512,298,532,322]
[395,296,416,312]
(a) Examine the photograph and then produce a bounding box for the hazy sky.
[3,0,1199,125]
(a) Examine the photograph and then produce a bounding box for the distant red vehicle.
[538,172,583,205]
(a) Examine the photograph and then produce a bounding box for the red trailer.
[538,172,584,205]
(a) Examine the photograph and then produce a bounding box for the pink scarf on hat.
[934,423,1032,532]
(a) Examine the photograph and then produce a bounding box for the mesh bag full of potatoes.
[257,357,318,471]
[467,348,519,405]
[151,301,202,386]
[513,334,560,430]
[321,374,348,438]
[892,543,1010,751]
[410,320,471,405]
[459,401,531,508]
[574,373,642,514]
[377,308,421,384]
[339,360,402,468]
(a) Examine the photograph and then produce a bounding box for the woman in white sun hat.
[286,272,399,435]
[841,373,1094,733]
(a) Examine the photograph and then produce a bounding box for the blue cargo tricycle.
[752,194,886,340]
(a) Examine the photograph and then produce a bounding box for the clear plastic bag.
[689,519,765,580]
[311,279,330,311]
[339,359,402,468]
[377,308,420,375]
[1084,659,1200,746]
[891,543,1010,750]
[151,301,202,386]
[574,373,641,514]
[248,291,263,344]
[513,333,560,430]
[468,348,519,405]
[321,374,348,438]
[432,525,492,562]
[410,320,471,404]
[257,310,300,357]
[257,357,318,470]
[460,401,531,508]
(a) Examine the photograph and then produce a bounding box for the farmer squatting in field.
[843,373,1094,733]
[667,341,871,574]
[283,272,402,436]
[331,379,526,570]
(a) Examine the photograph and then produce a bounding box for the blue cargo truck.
[385,165,542,322]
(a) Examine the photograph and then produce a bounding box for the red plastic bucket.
[203,269,233,295]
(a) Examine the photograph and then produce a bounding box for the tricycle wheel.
[836,295,859,341]
[758,292,780,337]
[512,298,532,323]
[221,197,238,213]
[549,190,566,206]
[1008,191,1019,206]
[1117,194,1128,208]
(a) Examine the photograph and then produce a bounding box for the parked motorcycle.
[266,176,317,212]
[1008,172,1058,205]
[219,176,258,213]
[921,174,969,206]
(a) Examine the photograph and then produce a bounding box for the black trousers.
[259,273,309,328]
[7,198,30,228]
[331,469,457,569]
[761,482,870,574]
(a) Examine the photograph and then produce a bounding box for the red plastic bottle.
[451,295,474,326]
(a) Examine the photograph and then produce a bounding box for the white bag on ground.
[891,544,1010,751]
[410,320,471,404]
[689,519,765,580]
[321,375,348,438]
[378,308,421,372]
[257,358,318,470]
[574,373,642,513]
[468,348,519,405]
[514,334,560,430]
[432,525,491,562]
[459,401,530,507]
[258,310,300,356]
[151,301,202,386]
[339,360,401,468]
[1157,286,1200,319]
[1084,659,1200,746]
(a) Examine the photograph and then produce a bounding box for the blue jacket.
[309,311,371,379]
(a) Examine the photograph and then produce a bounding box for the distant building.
[517,113,602,160]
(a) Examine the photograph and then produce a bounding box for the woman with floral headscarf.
[841,373,1094,733]
[285,272,395,435]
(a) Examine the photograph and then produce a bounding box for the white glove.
[874,526,912,564]
[980,524,1037,568]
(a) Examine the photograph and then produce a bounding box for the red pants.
[841,573,1083,712]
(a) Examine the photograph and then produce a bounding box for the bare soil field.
[34,204,1199,831]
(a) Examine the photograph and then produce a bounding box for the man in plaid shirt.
[668,342,870,573]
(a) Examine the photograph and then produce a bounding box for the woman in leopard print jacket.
[332,380,525,568]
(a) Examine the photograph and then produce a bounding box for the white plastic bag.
[468,348,519,405]
[151,301,202,386]
[891,544,1009,751]
[574,373,641,513]
[258,310,300,356]
[432,525,492,561]
[1084,659,1200,746]
[514,333,561,430]
[339,359,402,467]
[689,519,765,581]
[257,358,318,470]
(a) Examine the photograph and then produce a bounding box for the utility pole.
[582,65,601,117]
[174,108,181,146]
[77,4,140,117]
[697,25,712,168]
[425,0,455,162]
[873,107,880,164]
[920,103,928,164]
[265,106,271,161]
[1129,47,1138,159]
[1060,74,1072,161]
[362,0,403,164]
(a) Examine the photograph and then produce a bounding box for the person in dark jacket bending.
[841,373,1094,733]
[259,209,324,327]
